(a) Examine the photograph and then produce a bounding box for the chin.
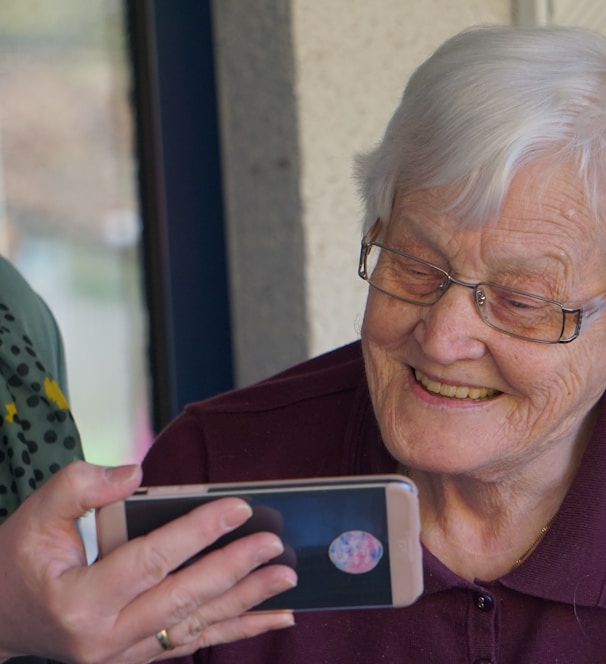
[381,418,508,477]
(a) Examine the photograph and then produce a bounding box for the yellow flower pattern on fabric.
[3,402,16,423]
[0,294,83,523]
[44,377,69,410]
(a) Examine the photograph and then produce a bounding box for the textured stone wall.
[212,0,510,386]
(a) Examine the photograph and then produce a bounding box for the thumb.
[26,461,143,522]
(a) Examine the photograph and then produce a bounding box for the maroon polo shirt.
[143,342,606,663]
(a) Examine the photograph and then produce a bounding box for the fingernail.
[104,464,141,484]
[255,540,284,565]
[277,612,296,628]
[221,502,253,531]
[258,611,296,628]
[270,574,298,593]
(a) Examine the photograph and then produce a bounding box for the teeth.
[414,370,499,400]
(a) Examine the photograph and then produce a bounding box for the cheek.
[556,343,606,406]
[361,295,417,413]
[497,342,606,430]
[361,293,416,349]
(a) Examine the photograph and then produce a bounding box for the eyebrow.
[393,216,571,272]
[384,233,572,298]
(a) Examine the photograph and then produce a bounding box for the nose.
[413,282,488,364]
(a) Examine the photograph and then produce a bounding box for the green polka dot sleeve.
[0,257,83,523]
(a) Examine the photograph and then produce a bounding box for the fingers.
[5,462,144,579]
[115,526,297,644]
[154,611,295,661]
[159,559,298,650]
[39,495,296,663]
[119,608,295,664]
[161,536,297,624]
[0,470,297,664]
[92,497,256,606]
[119,559,296,663]
[183,610,295,652]
[25,461,143,525]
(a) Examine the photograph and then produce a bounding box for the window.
[0,0,150,464]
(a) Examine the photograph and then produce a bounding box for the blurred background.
[0,0,603,465]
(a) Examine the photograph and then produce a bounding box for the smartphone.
[96,474,423,612]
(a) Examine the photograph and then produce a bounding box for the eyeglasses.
[358,237,606,344]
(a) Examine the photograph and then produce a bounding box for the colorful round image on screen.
[328,530,384,574]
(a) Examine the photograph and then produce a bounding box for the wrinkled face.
[361,162,606,480]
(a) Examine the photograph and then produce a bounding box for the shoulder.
[0,255,68,391]
[0,255,46,312]
[143,342,369,485]
[200,341,365,414]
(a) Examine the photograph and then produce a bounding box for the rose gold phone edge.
[96,474,423,608]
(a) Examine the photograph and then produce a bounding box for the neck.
[411,472,560,580]
[408,407,596,581]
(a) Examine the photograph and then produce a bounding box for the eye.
[504,295,543,310]
[400,259,436,279]
[489,286,555,322]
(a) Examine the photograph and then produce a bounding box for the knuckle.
[191,615,257,650]
[187,614,209,640]
[136,540,174,583]
[165,581,201,622]
[60,460,88,492]
[189,625,218,651]
[207,545,251,586]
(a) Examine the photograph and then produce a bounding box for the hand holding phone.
[96,475,423,612]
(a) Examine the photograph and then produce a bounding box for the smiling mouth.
[414,369,501,400]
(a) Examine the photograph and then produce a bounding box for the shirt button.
[474,592,494,611]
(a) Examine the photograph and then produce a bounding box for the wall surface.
[212,0,510,386]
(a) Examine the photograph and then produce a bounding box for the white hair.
[355,25,606,232]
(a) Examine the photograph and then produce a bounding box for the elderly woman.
[143,25,606,663]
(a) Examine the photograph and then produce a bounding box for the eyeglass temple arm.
[359,219,382,280]
[363,219,382,243]
[576,292,606,334]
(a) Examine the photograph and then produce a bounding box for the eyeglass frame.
[358,225,606,344]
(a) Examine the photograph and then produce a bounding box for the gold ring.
[156,628,174,651]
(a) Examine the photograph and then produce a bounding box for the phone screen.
[125,485,395,611]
